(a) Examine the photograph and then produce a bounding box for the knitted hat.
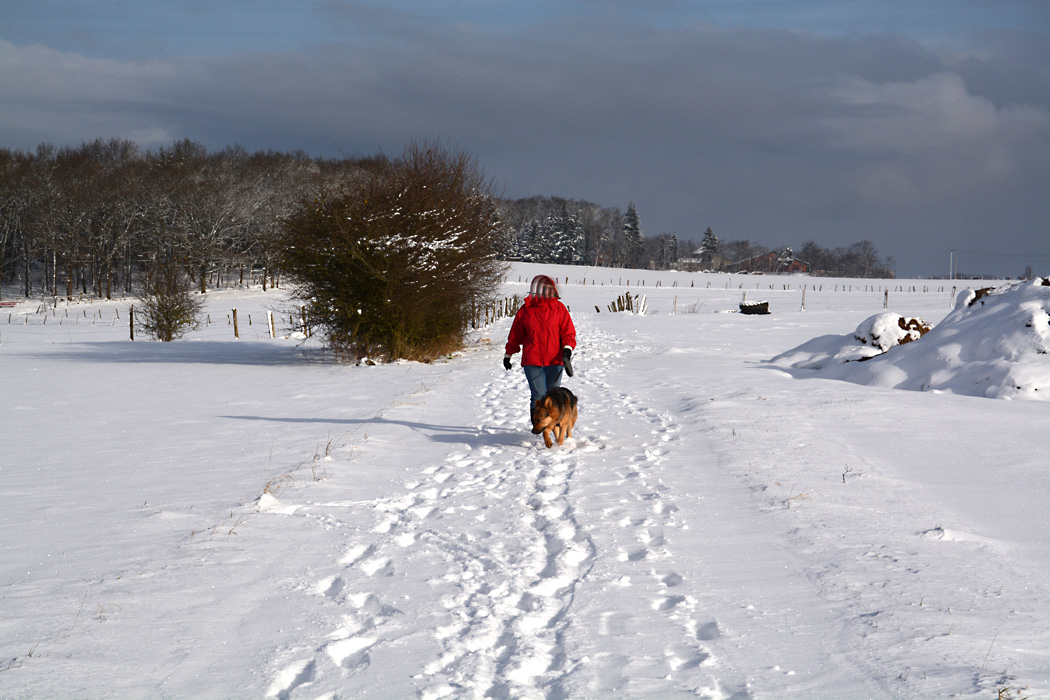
[529,275,559,299]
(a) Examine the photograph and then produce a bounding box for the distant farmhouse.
[725,249,809,274]
[679,248,809,274]
[677,252,732,272]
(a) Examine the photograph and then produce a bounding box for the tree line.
[1,138,896,305]
[683,227,895,277]
[797,239,895,278]
[500,197,677,269]
[0,138,377,301]
[500,200,894,277]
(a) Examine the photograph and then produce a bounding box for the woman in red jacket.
[504,274,577,418]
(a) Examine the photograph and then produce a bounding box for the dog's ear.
[544,397,554,409]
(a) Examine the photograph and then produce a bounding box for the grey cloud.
[1,15,1047,276]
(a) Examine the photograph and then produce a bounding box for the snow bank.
[771,277,1050,400]
[770,311,931,368]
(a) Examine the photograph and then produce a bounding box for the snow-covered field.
[2,263,1047,699]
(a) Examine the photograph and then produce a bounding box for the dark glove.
[562,348,574,377]
[503,355,512,371]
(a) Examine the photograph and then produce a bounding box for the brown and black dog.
[531,387,578,448]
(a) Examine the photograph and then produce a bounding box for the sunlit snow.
[1,263,1046,699]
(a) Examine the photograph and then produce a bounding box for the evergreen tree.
[622,202,644,268]
[529,220,544,262]
[552,204,583,264]
[536,215,557,263]
[514,219,545,263]
[698,227,719,268]
[503,224,522,260]
[514,220,538,262]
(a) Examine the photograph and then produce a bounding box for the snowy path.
[257,318,767,699]
[256,310,1049,700]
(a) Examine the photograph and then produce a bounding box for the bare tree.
[0,149,39,298]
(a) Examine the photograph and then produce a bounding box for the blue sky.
[2,0,1048,276]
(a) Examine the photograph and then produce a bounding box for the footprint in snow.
[339,543,374,566]
[266,658,316,700]
[664,642,710,671]
[693,620,722,641]
[360,556,394,577]
[660,571,684,588]
[317,575,344,598]
[653,594,687,612]
[619,545,649,562]
[324,635,375,669]
[641,528,665,547]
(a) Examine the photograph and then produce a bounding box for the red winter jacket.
[505,295,577,367]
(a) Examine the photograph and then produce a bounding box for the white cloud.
[821,72,1050,204]
[0,40,182,100]
[124,126,175,147]
[0,40,195,147]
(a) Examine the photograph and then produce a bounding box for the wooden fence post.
[129,305,134,341]
[232,309,239,339]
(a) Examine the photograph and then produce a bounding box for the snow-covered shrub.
[281,141,507,362]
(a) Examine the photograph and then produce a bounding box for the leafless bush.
[136,263,204,341]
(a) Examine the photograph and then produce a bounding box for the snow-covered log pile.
[771,277,1050,400]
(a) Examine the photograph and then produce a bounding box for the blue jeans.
[523,365,564,414]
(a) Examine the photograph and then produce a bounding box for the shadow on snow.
[12,340,328,366]
[223,414,527,448]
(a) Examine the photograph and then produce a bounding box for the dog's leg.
[552,423,561,446]
[543,428,554,449]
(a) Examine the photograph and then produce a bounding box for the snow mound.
[770,312,932,367]
[771,278,1050,400]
